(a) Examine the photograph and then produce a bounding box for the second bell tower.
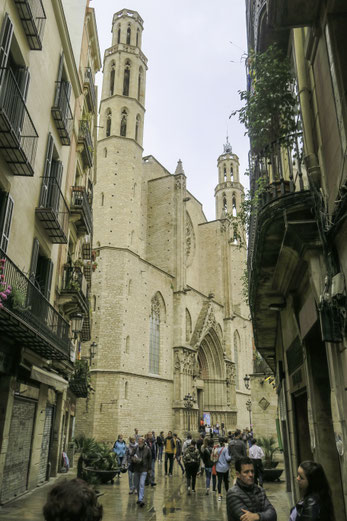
[215,137,243,220]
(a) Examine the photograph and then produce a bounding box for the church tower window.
[123,60,131,96]
[106,109,112,137]
[230,165,233,180]
[149,295,160,374]
[126,25,131,44]
[117,25,121,43]
[234,331,240,388]
[138,67,143,100]
[110,63,115,96]
[224,165,227,181]
[136,28,140,47]
[135,114,140,141]
[120,108,128,137]
[232,195,237,216]
[223,193,227,213]
[186,308,192,343]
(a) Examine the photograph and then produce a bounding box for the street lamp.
[246,399,252,429]
[183,393,194,433]
[90,341,98,361]
[244,374,250,390]
[70,313,84,340]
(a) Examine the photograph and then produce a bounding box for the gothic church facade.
[78,9,253,439]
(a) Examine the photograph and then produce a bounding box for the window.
[223,165,227,181]
[232,195,237,216]
[186,308,192,343]
[109,63,115,96]
[106,109,111,137]
[125,381,128,399]
[230,165,233,180]
[136,28,140,47]
[93,295,96,312]
[138,67,143,100]
[222,193,227,213]
[125,335,130,353]
[29,238,54,299]
[234,331,240,388]
[135,114,140,141]
[101,193,104,206]
[149,295,160,374]
[39,134,63,212]
[120,108,127,137]
[117,25,121,43]
[126,25,131,44]
[0,191,14,253]
[123,60,130,96]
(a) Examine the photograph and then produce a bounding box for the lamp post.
[70,313,84,340]
[183,393,194,433]
[244,374,250,390]
[90,341,97,361]
[246,399,252,429]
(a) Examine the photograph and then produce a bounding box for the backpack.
[211,446,219,463]
[183,447,200,465]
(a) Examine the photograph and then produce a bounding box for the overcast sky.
[93,1,249,221]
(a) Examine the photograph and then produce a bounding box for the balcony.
[0,249,70,359]
[82,235,92,260]
[267,0,321,30]
[83,68,97,113]
[0,67,38,176]
[14,0,46,50]
[81,310,91,342]
[58,265,89,316]
[78,120,93,168]
[69,359,90,398]
[247,135,319,370]
[36,176,69,243]
[51,81,73,145]
[70,186,93,236]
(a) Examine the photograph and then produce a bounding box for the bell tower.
[94,9,148,253]
[215,137,243,220]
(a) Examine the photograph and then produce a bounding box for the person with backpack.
[173,433,185,475]
[164,431,176,476]
[183,439,200,494]
[216,437,232,501]
[201,438,214,494]
[113,434,127,467]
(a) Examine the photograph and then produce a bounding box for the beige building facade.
[78,9,254,441]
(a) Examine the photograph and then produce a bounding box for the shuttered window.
[0,192,14,253]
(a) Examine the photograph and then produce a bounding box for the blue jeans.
[128,470,135,491]
[158,445,163,461]
[205,467,212,489]
[151,459,156,483]
[134,471,147,502]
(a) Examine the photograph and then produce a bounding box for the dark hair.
[251,439,257,445]
[43,479,103,521]
[190,439,196,447]
[187,433,192,439]
[235,457,254,473]
[218,436,225,444]
[208,438,214,447]
[299,461,335,521]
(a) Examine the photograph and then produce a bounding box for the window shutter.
[54,52,64,106]
[50,160,63,213]
[16,67,30,101]
[0,13,13,70]
[0,193,14,253]
[39,134,54,207]
[29,238,40,283]
[43,259,54,300]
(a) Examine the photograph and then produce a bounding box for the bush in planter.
[257,436,279,468]
[75,435,118,484]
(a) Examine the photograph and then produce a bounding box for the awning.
[30,365,68,391]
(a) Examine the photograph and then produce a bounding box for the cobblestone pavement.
[0,462,292,521]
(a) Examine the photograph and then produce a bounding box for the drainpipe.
[293,28,321,189]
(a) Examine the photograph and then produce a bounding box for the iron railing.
[69,359,89,397]
[51,80,73,145]
[71,186,93,236]
[84,68,97,112]
[14,0,46,50]
[0,67,38,175]
[78,120,93,168]
[36,176,69,243]
[0,249,70,358]
[62,266,89,304]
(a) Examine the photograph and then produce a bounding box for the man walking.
[156,431,164,462]
[249,439,264,486]
[145,431,157,486]
[132,437,152,507]
[227,457,277,521]
[164,430,176,476]
[229,429,247,485]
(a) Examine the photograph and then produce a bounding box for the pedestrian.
[183,433,192,453]
[228,429,247,486]
[211,438,221,492]
[216,436,232,501]
[227,457,277,521]
[289,461,335,521]
[113,434,127,466]
[43,478,103,521]
[201,437,214,495]
[183,439,200,495]
[196,433,204,475]
[164,430,176,476]
[145,431,157,486]
[124,436,137,494]
[249,439,264,486]
[173,433,185,475]
[156,431,164,462]
[134,427,140,442]
[132,436,152,507]
[221,422,226,437]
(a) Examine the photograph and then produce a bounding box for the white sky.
[93,1,249,221]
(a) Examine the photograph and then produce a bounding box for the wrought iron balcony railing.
[78,120,93,168]
[36,176,69,243]
[14,0,46,50]
[59,265,89,315]
[84,67,97,113]
[51,80,73,145]
[0,249,70,359]
[0,67,38,176]
[69,359,89,397]
[81,310,91,342]
[70,186,93,236]
[82,235,92,260]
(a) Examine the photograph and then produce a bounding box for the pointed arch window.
[106,109,112,137]
[234,331,240,388]
[138,67,143,101]
[125,381,128,399]
[186,308,192,343]
[125,335,130,353]
[110,63,116,96]
[135,114,140,142]
[222,193,227,213]
[136,28,140,47]
[230,165,234,180]
[232,195,237,216]
[126,25,131,44]
[149,295,161,374]
[223,165,227,181]
[123,60,131,96]
[101,192,105,206]
[120,108,128,137]
[117,25,121,43]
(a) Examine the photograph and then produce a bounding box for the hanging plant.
[231,44,299,154]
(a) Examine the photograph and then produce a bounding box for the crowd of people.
[42,427,336,521]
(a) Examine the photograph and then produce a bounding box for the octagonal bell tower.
[215,137,244,220]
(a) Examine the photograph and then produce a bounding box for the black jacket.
[293,493,328,521]
[201,446,213,467]
[132,444,152,473]
[227,479,277,521]
[228,438,247,461]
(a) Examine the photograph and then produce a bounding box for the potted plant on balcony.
[257,436,283,481]
[73,258,84,271]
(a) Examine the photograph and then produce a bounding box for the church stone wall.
[198,221,224,302]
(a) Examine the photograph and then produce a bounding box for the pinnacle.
[175,159,185,175]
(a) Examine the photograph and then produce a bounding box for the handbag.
[212,464,217,476]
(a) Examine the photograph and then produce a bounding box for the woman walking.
[216,437,231,501]
[124,436,138,494]
[201,438,214,494]
[289,461,335,521]
[183,440,200,495]
[113,434,127,466]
